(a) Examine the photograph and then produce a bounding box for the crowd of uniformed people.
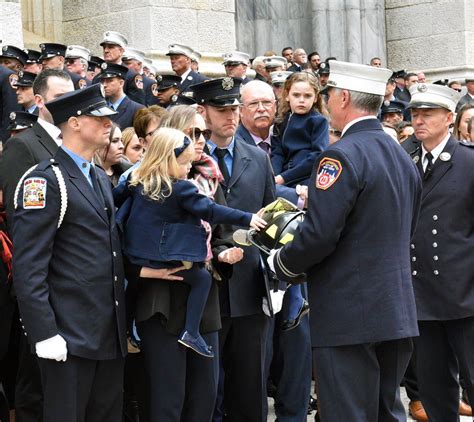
[0,31,473,422]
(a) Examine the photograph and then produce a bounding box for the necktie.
[258,141,270,155]
[89,165,106,207]
[424,152,434,179]
[215,148,230,184]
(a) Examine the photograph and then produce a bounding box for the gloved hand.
[262,289,285,316]
[35,334,68,362]
[267,249,278,273]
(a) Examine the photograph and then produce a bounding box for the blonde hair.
[277,72,328,122]
[130,127,193,201]
[159,105,197,132]
[122,127,139,153]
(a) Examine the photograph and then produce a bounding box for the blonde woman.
[113,127,265,420]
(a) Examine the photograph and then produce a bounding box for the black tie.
[215,148,230,184]
[424,152,434,179]
[89,165,106,207]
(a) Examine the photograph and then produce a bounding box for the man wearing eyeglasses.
[65,45,91,89]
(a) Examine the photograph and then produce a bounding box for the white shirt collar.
[37,118,62,146]
[180,68,192,83]
[341,116,378,137]
[421,133,450,169]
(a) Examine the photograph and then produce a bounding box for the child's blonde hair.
[130,127,193,201]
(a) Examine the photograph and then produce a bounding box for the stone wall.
[386,0,474,79]
[0,0,24,47]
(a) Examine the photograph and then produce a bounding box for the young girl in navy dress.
[271,72,330,329]
[271,72,329,188]
[115,127,265,357]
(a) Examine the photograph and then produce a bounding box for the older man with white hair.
[270,61,423,421]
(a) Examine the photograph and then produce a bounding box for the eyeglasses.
[188,127,212,140]
[65,58,79,65]
[242,100,275,111]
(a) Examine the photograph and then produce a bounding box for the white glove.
[35,334,68,362]
[267,249,278,273]
[262,289,285,316]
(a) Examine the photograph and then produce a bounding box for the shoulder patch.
[316,157,343,190]
[23,177,47,209]
[78,79,87,89]
[134,74,143,90]
[9,73,18,89]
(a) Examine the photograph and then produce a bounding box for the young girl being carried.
[271,71,329,188]
[114,127,266,357]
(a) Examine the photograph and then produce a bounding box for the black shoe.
[178,330,214,358]
[281,299,310,331]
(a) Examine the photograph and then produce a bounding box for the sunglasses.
[188,127,212,140]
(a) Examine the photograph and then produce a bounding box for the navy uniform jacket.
[410,137,474,320]
[271,111,329,187]
[0,66,21,142]
[0,122,59,224]
[110,95,144,129]
[143,74,160,106]
[12,148,127,360]
[274,118,422,347]
[67,70,89,90]
[113,178,252,265]
[216,139,276,317]
[179,70,208,94]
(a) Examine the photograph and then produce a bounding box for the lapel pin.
[439,152,451,161]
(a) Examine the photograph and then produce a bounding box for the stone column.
[311,0,386,64]
[386,0,474,80]
[0,0,24,47]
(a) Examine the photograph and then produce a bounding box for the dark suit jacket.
[455,92,474,112]
[410,137,474,320]
[0,66,21,143]
[216,138,276,317]
[275,118,422,347]
[179,70,209,93]
[394,86,411,103]
[12,148,127,359]
[110,96,144,130]
[235,124,300,204]
[287,63,302,73]
[0,122,59,224]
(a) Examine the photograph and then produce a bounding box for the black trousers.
[313,338,413,422]
[15,326,43,422]
[214,313,269,422]
[138,314,219,422]
[38,354,124,422]
[417,317,474,422]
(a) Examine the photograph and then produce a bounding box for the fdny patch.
[23,177,47,209]
[78,79,87,89]
[134,74,143,90]
[316,158,343,190]
[9,73,18,88]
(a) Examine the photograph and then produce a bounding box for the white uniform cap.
[65,45,91,61]
[100,31,128,48]
[407,83,462,113]
[190,50,201,62]
[270,71,292,85]
[167,44,194,58]
[222,51,250,66]
[326,60,392,96]
[122,47,145,63]
[264,56,287,69]
[143,58,157,74]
